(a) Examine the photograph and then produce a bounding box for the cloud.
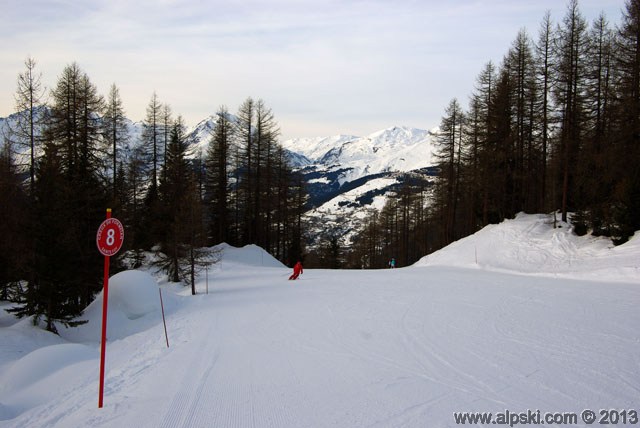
[0,0,626,140]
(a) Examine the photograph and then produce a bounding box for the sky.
[0,0,626,141]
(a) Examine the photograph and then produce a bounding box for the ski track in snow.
[156,307,220,428]
[1,239,640,427]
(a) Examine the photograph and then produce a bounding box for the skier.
[289,261,303,280]
[389,257,396,269]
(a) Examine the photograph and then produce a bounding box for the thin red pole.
[98,208,111,408]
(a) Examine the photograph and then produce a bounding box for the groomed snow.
[416,212,640,283]
[1,221,639,427]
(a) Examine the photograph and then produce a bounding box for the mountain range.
[0,111,439,248]
[280,126,438,247]
[165,116,440,247]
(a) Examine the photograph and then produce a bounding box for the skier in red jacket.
[289,261,303,280]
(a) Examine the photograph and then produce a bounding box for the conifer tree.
[142,93,163,197]
[43,63,107,309]
[609,0,640,240]
[123,146,149,264]
[272,146,290,260]
[553,0,588,222]
[534,11,554,210]
[157,118,190,282]
[573,13,615,235]
[12,56,46,193]
[162,104,172,171]
[156,117,208,292]
[103,83,129,204]
[433,98,465,244]
[467,61,496,226]
[506,29,539,212]
[0,142,30,300]
[254,99,280,251]
[205,106,232,245]
[9,139,84,332]
[234,97,255,244]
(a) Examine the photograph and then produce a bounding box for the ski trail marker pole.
[159,288,169,348]
[96,208,124,408]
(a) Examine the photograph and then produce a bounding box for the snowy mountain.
[1,110,438,247]
[1,216,639,427]
[281,126,438,246]
[0,108,141,165]
[181,114,307,164]
[0,108,48,163]
[282,126,435,185]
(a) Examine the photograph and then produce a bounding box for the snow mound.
[216,243,285,268]
[109,270,161,319]
[0,342,96,420]
[415,213,640,283]
[0,343,94,394]
[60,270,173,342]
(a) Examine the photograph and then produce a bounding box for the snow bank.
[0,319,66,371]
[415,213,640,282]
[60,270,174,343]
[216,243,285,268]
[0,343,94,394]
[0,332,95,421]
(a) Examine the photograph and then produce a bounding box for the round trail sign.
[96,218,124,256]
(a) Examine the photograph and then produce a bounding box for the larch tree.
[142,92,163,195]
[157,118,190,283]
[156,117,208,292]
[0,143,30,300]
[162,103,172,172]
[534,11,554,211]
[254,99,279,251]
[573,13,615,235]
[12,56,46,193]
[103,83,129,203]
[467,61,496,226]
[234,97,255,244]
[433,98,465,244]
[43,62,107,310]
[610,0,640,240]
[553,0,588,222]
[11,62,107,330]
[205,106,233,245]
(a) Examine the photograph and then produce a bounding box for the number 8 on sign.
[97,218,124,257]
[106,229,115,246]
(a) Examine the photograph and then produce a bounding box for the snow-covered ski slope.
[1,214,639,427]
[417,213,640,283]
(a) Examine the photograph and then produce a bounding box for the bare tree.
[103,83,129,201]
[13,57,46,193]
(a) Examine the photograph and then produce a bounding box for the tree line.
[0,61,306,331]
[348,0,640,269]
